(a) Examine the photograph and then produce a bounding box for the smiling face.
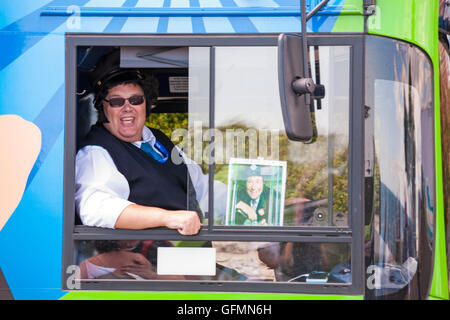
[246,175,264,200]
[102,83,146,143]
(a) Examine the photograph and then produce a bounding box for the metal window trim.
[73,279,358,296]
[62,33,365,295]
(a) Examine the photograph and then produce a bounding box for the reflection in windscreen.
[211,46,350,228]
[75,240,350,284]
[364,36,435,299]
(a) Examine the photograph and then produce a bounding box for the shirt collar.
[132,126,156,148]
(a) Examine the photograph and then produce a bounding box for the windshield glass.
[211,45,350,228]
[364,36,435,299]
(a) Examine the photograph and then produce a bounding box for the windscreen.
[364,36,435,299]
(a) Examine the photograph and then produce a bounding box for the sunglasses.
[103,95,145,108]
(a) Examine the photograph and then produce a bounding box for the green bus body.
[0,0,448,300]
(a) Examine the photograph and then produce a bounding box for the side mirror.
[278,33,314,142]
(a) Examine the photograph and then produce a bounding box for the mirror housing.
[278,33,314,142]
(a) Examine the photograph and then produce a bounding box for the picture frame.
[225,158,287,226]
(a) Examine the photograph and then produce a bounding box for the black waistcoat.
[78,124,197,212]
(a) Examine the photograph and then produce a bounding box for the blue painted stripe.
[0,0,90,72]
[310,15,330,32]
[272,0,298,6]
[85,0,126,6]
[220,0,237,7]
[203,17,234,33]
[189,0,206,32]
[309,0,344,32]
[0,31,65,121]
[250,16,300,32]
[1,16,111,184]
[218,0,259,33]
[228,16,258,32]
[234,0,279,7]
[25,85,65,190]
[198,0,222,7]
[41,6,303,17]
[121,16,159,32]
[120,16,159,32]
[102,0,138,32]
[157,0,170,34]
[157,16,169,32]
[102,16,128,33]
[0,0,51,30]
[39,0,354,19]
[192,16,206,33]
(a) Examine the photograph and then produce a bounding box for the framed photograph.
[225,158,287,226]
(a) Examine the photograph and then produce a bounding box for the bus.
[0,0,448,301]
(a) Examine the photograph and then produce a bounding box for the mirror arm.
[300,0,311,106]
[299,0,328,102]
[292,77,315,95]
[306,0,331,21]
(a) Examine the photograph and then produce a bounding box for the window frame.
[62,33,365,295]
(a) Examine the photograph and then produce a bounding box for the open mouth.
[120,116,135,125]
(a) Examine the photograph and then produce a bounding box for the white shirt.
[75,126,209,229]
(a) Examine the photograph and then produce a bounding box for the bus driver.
[74,50,207,235]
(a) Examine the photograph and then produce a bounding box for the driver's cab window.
[76,44,350,228]
[75,46,210,226]
[69,38,354,289]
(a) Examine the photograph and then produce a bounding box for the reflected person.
[257,199,330,281]
[78,240,184,280]
[234,165,269,225]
